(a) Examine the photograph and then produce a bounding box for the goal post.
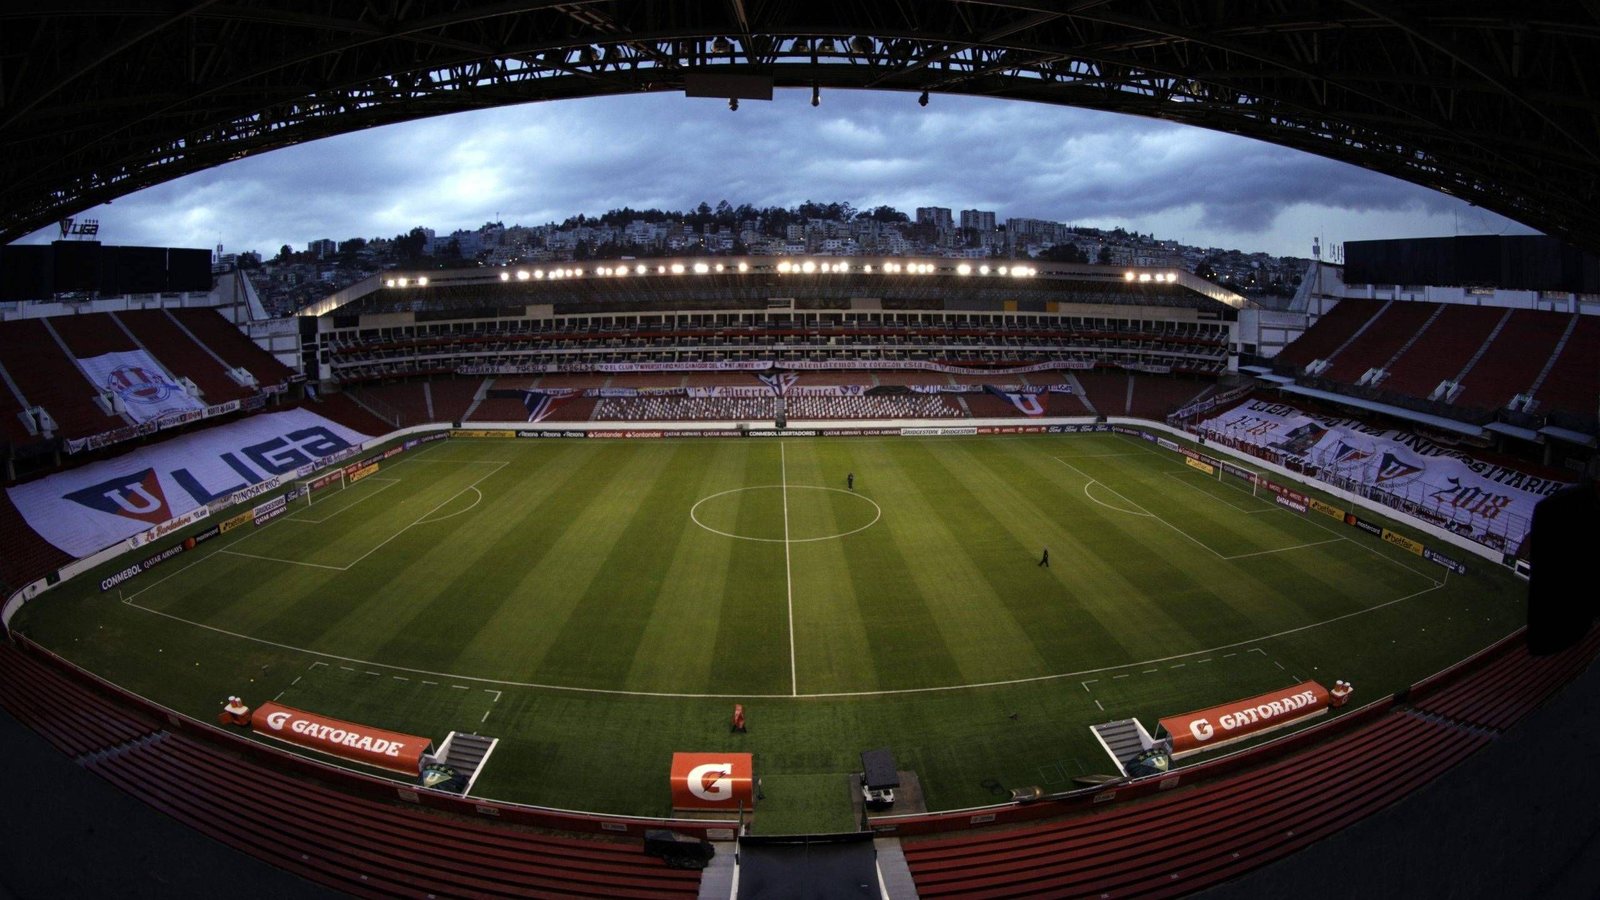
[296,468,345,506]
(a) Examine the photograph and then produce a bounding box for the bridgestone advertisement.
[249,702,433,775]
[1159,681,1331,759]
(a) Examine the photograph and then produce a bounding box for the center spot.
[690,485,882,543]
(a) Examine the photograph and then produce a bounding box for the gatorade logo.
[670,752,753,809]
[1190,719,1215,742]
[687,763,733,801]
[266,710,292,730]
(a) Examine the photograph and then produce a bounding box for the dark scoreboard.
[0,242,214,300]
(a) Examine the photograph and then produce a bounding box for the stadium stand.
[1273,299,1386,371]
[428,377,484,423]
[1126,374,1213,420]
[0,318,125,439]
[113,310,255,404]
[0,493,70,597]
[1530,315,1600,419]
[168,308,295,387]
[341,381,428,428]
[0,642,701,900]
[49,312,142,358]
[1377,305,1506,400]
[1452,310,1570,412]
[901,626,1600,899]
[1072,371,1131,416]
[1321,301,1439,385]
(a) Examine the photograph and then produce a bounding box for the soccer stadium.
[2,5,1598,899]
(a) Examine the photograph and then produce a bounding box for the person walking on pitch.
[1038,547,1050,567]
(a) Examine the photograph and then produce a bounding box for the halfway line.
[781,442,797,696]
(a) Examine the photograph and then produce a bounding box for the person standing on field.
[847,472,854,491]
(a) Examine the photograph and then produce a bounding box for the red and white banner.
[1159,681,1330,758]
[1200,399,1567,545]
[78,350,208,424]
[250,701,433,775]
[669,752,755,810]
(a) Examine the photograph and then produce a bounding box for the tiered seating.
[903,625,1598,898]
[0,641,163,760]
[0,491,72,594]
[1411,626,1600,732]
[0,643,699,899]
[1073,372,1129,416]
[783,394,959,419]
[963,391,1039,418]
[344,381,429,428]
[113,310,253,404]
[611,373,686,388]
[1380,305,1505,399]
[297,395,390,437]
[0,364,36,446]
[1453,310,1569,411]
[49,312,141,358]
[465,396,598,423]
[1531,316,1600,418]
[1275,300,1386,370]
[873,371,947,386]
[0,318,124,438]
[1127,375,1212,419]
[1321,302,1438,384]
[168,308,295,387]
[904,712,1489,898]
[427,377,483,423]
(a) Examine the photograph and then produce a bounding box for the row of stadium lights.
[1126,271,1182,283]
[386,261,1057,288]
[384,261,1040,287]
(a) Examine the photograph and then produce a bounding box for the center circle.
[690,485,882,543]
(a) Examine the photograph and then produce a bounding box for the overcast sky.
[20,90,1536,259]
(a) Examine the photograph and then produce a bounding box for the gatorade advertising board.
[1159,681,1330,759]
[250,702,433,775]
[670,752,754,811]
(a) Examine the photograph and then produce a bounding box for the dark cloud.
[21,90,1533,257]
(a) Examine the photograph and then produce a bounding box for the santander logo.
[687,763,734,801]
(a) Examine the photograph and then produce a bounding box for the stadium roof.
[2,3,1599,252]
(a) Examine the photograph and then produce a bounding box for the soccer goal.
[296,468,345,506]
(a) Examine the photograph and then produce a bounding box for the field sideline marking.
[1057,457,1337,561]
[119,578,1447,701]
[1160,470,1276,513]
[287,477,401,524]
[219,463,506,572]
[1110,432,1444,586]
[781,442,797,696]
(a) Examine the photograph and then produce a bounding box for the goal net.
[296,468,346,506]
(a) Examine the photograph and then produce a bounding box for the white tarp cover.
[8,407,372,557]
[78,350,208,424]
[1200,399,1569,542]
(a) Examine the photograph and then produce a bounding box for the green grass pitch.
[14,432,1526,832]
